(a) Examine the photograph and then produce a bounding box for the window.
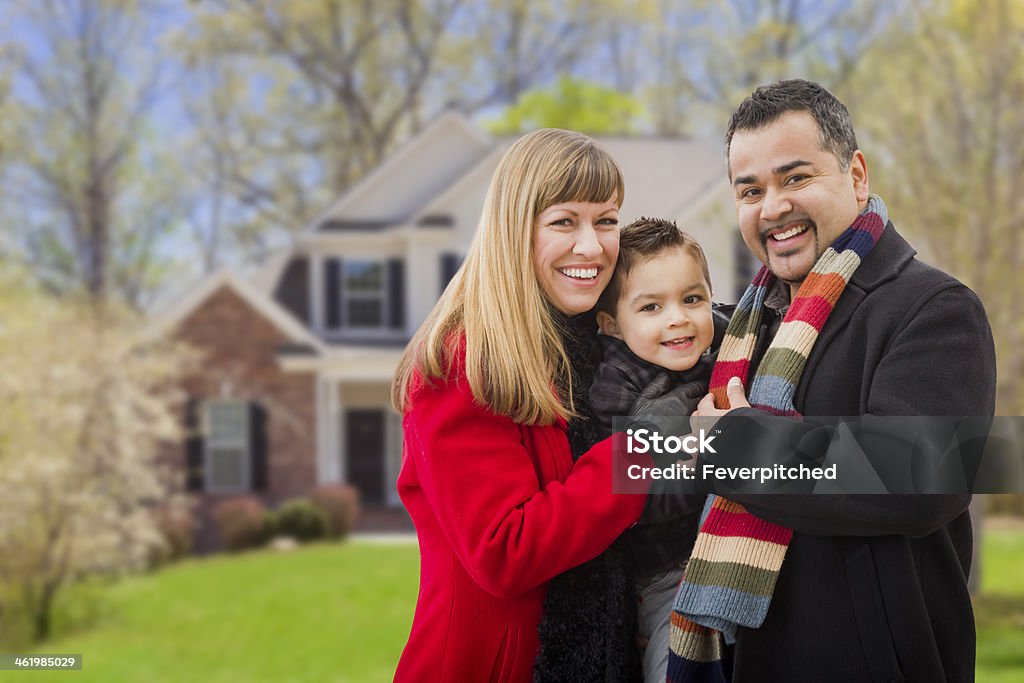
[323,257,405,333]
[343,261,386,327]
[204,400,250,492]
[440,252,463,295]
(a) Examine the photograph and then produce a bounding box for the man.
[668,79,996,681]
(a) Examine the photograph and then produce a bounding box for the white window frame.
[322,257,404,341]
[340,259,388,330]
[203,399,251,493]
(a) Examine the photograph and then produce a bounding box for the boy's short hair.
[597,217,712,316]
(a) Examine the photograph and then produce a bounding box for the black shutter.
[326,258,342,329]
[440,253,462,294]
[250,401,268,491]
[184,398,204,492]
[273,256,310,325]
[387,258,405,330]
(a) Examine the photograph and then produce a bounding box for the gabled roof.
[245,248,293,296]
[301,110,493,233]
[413,133,730,228]
[589,135,729,223]
[413,145,507,222]
[147,268,327,354]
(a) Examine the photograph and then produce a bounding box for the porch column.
[310,254,324,335]
[316,374,343,483]
[330,376,344,485]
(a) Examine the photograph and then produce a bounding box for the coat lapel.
[793,223,915,410]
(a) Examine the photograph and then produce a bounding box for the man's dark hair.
[725,79,859,174]
[597,217,711,316]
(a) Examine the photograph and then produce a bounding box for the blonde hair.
[391,128,624,424]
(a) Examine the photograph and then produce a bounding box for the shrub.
[271,498,327,542]
[212,497,269,552]
[149,504,196,566]
[310,484,361,540]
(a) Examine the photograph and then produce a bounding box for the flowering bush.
[310,484,361,540]
[212,497,269,551]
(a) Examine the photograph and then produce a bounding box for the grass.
[6,526,1023,682]
[976,525,1024,682]
[20,540,420,683]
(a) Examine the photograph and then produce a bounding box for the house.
[151,112,748,548]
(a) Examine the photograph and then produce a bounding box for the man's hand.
[695,376,751,417]
[630,374,707,417]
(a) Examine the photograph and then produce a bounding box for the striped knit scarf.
[665,195,888,683]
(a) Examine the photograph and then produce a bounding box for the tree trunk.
[32,583,56,642]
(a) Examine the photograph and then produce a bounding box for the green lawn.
[9,528,1024,682]
[22,540,420,683]
[976,527,1024,683]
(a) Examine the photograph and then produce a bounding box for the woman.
[392,128,650,682]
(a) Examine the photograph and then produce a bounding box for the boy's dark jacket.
[589,304,730,440]
[589,307,731,579]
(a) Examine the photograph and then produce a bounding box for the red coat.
[394,352,648,682]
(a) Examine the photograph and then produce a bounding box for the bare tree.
[174,0,632,266]
[175,0,464,263]
[2,0,180,307]
[623,0,895,136]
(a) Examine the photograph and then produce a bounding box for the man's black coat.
[717,223,996,682]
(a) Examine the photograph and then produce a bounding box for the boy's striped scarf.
[666,195,888,683]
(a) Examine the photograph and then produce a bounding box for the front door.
[345,409,385,504]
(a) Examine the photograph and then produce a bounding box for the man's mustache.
[759,215,817,243]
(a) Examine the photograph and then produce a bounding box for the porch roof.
[278,345,401,381]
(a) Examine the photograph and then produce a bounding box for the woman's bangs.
[543,146,623,208]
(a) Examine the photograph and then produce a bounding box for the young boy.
[591,217,727,682]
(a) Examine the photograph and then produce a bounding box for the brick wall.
[170,285,318,550]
